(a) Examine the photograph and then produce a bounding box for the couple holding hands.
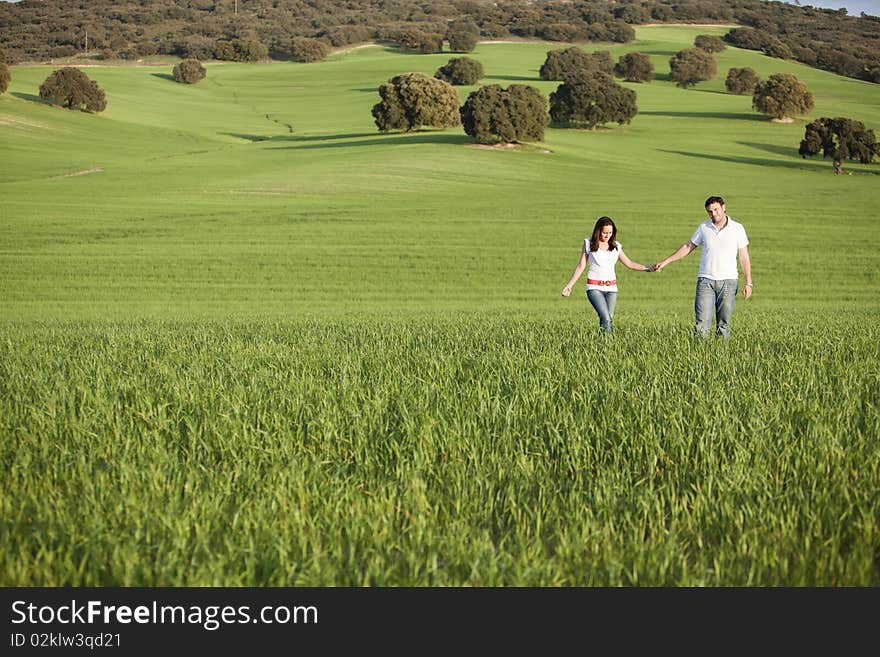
[561,196,754,339]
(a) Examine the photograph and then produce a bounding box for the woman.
[561,216,654,334]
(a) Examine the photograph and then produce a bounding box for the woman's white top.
[585,239,621,292]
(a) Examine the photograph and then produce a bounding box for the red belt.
[587,279,616,286]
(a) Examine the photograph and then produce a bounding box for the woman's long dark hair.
[589,216,617,252]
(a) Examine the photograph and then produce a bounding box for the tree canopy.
[446,20,479,54]
[460,84,548,145]
[393,28,442,53]
[753,73,814,120]
[291,37,330,63]
[799,117,878,173]
[549,70,637,129]
[371,72,460,132]
[172,59,206,84]
[434,57,484,86]
[669,48,717,88]
[725,67,759,95]
[447,30,478,53]
[38,67,106,112]
[694,34,726,53]
[614,52,653,83]
[215,38,268,62]
[539,47,614,81]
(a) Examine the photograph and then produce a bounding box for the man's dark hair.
[704,195,725,208]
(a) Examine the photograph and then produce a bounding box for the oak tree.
[614,52,653,83]
[540,47,614,81]
[39,67,106,112]
[435,57,484,85]
[725,67,759,94]
[669,48,716,88]
[460,84,548,144]
[799,117,878,174]
[753,73,814,120]
[372,72,460,132]
[549,70,637,129]
[291,37,330,63]
[172,58,205,84]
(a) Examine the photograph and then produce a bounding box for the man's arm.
[739,246,753,299]
[655,241,696,271]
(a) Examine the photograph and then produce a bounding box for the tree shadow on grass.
[641,110,762,121]
[150,73,176,82]
[640,49,677,57]
[12,92,44,103]
[484,74,540,82]
[274,131,472,150]
[738,141,799,158]
[735,142,880,174]
[351,87,380,93]
[692,88,735,95]
[658,148,829,171]
[221,131,378,143]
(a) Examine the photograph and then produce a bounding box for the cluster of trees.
[723,18,879,83]
[665,41,815,123]
[1,0,876,84]
[371,72,548,144]
[535,47,642,128]
[13,36,877,175]
[373,39,871,147]
[20,59,208,110]
[539,47,614,81]
[393,17,480,57]
[665,34,731,88]
[372,44,647,145]
[664,35,814,126]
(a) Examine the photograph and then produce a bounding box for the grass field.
[1,26,879,585]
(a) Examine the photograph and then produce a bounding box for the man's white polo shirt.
[689,216,749,280]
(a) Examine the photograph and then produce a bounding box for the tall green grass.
[1,315,877,585]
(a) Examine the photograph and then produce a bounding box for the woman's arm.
[618,248,653,272]
[561,245,588,297]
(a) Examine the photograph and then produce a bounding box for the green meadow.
[1,26,878,585]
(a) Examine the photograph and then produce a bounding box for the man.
[655,196,753,339]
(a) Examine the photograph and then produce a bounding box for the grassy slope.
[1,25,878,323]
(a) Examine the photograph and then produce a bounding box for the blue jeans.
[694,277,738,339]
[587,289,617,334]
